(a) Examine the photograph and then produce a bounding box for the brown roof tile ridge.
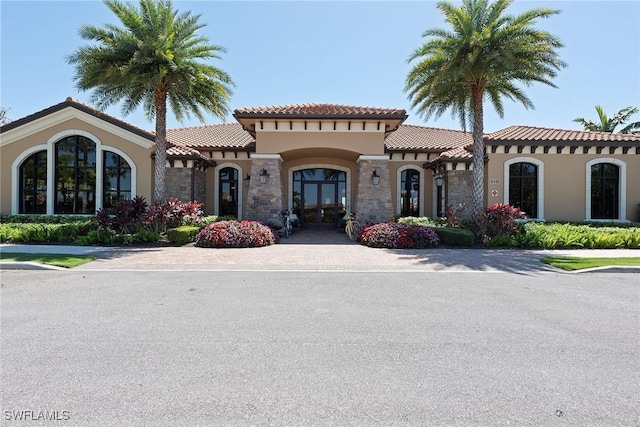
[2,97,154,140]
[400,123,471,134]
[235,103,406,114]
[168,122,241,132]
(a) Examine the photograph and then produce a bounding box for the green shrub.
[75,230,119,246]
[435,228,475,246]
[133,229,162,243]
[397,216,445,227]
[0,221,97,243]
[493,222,640,249]
[0,215,93,224]
[166,226,200,245]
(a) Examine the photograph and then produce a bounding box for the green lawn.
[542,256,640,271]
[0,252,97,268]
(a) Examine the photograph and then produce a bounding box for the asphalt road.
[1,270,638,426]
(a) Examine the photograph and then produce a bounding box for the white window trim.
[11,144,47,215]
[396,165,424,217]
[503,157,545,220]
[102,146,137,210]
[214,163,243,219]
[585,158,626,221]
[288,164,351,212]
[11,129,137,215]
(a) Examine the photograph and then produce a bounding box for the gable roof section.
[167,123,255,150]
[0,97,156,147]
[385,124,472,151]
[486,125,640,145]
[234,103,407,119]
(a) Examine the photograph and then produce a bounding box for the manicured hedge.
[0,221,98,243]
[167,226,201,245]
[435,227,475,247]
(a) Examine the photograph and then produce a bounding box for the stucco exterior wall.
[256,131,386,156]
[0,117,154,215]
[486,152,640,221]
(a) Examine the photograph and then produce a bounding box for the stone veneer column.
[164,163,208,204]
[353,155,393,224]
[445,170,473,218]
[245,154,284,225]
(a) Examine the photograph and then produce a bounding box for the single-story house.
[1,97,639,225]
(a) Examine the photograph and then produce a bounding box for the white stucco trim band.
[357,155,390,161]
[250,153,284,161]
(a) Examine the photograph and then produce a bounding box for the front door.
[302,182,339,226]
[294,168,346,228]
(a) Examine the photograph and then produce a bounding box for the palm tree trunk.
[471,89,485,217]
[153,91,168,203]
[471,88,485,242]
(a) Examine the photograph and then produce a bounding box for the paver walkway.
[2,229,638,272]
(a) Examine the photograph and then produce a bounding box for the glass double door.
[301,182,339,227]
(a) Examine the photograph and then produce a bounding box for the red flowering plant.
[194,220,276,248]
[484,203,527,237]
[359,222,439,249]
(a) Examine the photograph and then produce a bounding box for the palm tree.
[573,105,640,134]
[68,0,234,202]
[0,107,9,126]
[405,0,565,226]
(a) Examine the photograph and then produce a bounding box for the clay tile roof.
[167,123,254,149]
[159,142,216,165]
[423,144,473,167]
[440,144,473,160]
[385,124,472,151]
[0,97,156,141]
[233,103,407,118]
[485,125,640,143]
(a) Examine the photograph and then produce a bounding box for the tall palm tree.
[405,0,565,226]
[573,105,640,134]
[68,0,234,202]
[0,107,9,126]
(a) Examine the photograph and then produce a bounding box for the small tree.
[573,105,640,134]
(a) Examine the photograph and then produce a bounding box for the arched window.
[54,135,96,214]
[400,169,420,217]
[103,151,132,208]
[219,167,239,217]
[591,163,619,219]
[508,162,538,218]
[19,151,47,214]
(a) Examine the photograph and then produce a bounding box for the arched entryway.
[291,167,348,228]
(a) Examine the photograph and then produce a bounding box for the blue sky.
[1,1,639,133]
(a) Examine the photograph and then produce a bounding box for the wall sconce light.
[372,169,381,186]
[434,175,445,187]
[259,168,269,184]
